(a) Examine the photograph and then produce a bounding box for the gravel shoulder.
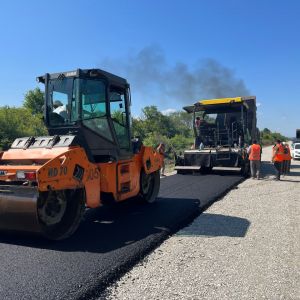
[104,146,300,300]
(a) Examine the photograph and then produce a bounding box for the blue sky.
[0,0,299,136]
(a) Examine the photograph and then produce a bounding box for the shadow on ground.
[259,161,300,179]
[259,160,277,178]
[179,170,244,176]
[283,161,300,177]
[287,171,300,176]
[0,197,201,253]
[276,179,300,183]
[290,163,300,169]
[177,213,250,238]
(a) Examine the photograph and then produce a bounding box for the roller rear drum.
[0,186,85,240]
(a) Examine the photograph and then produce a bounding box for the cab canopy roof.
[183,96,256,114]
[36,68,129,89]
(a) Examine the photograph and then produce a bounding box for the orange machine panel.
[97,161,117,197]
[96,146,162,202]
[98,156,142,202]
[0,144,162,207]
[142,146,163,174]
[116,158,141,201]
[37,147,101,208]
[2,147,71,161]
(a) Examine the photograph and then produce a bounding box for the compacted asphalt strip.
[0,171,243,300]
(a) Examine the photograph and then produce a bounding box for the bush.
[0,106,47,150]
[260,128,287,145]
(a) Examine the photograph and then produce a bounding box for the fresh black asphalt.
[0,172,243,300]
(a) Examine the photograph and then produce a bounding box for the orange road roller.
[0,69,163,240]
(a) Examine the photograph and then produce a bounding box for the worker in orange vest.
[157,143,166,176]
[282,142,292,175]
[272,140,284,180]
[247,139,261,179]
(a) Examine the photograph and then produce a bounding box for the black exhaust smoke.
[101,45,250,104]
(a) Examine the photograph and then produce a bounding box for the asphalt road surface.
[0,171,242,300]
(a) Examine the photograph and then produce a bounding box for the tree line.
[259,128,287,146]
[0,88,287,153]
[0,88,47,150]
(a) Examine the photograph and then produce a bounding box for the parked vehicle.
[291,142,300,160]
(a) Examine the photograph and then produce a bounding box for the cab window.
[80,79,106,119]
[80,79,113,141]
[109,87,130,150]
[48,78,73,126]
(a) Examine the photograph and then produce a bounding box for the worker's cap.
[53,100,63,107]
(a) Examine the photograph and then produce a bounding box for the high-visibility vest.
[282,145,292,160]
[274,144,284,162]
[282,146,288,160]
[249,144,261,161]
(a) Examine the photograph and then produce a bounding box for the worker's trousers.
[250,160,261,179]
[287,159,291,173]
[161,161,165,175]
[282,160,291,175]
[274,161,282,180]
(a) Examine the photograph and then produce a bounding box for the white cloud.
[256,102,262,107]
[162,108,177,115]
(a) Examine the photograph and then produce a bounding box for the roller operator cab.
[175,96,259,176]
[0,69,163,240]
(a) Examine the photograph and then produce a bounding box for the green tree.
[168,111,193,137]
[132,117,147,139]
[169,134,194,153]
[260,128,287,145]
[0,106,47,150]
[23,87,44,114]
[131,106,194,155]
[143,132,168,148]
[142,106,176,137]
[262,128,271,134]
